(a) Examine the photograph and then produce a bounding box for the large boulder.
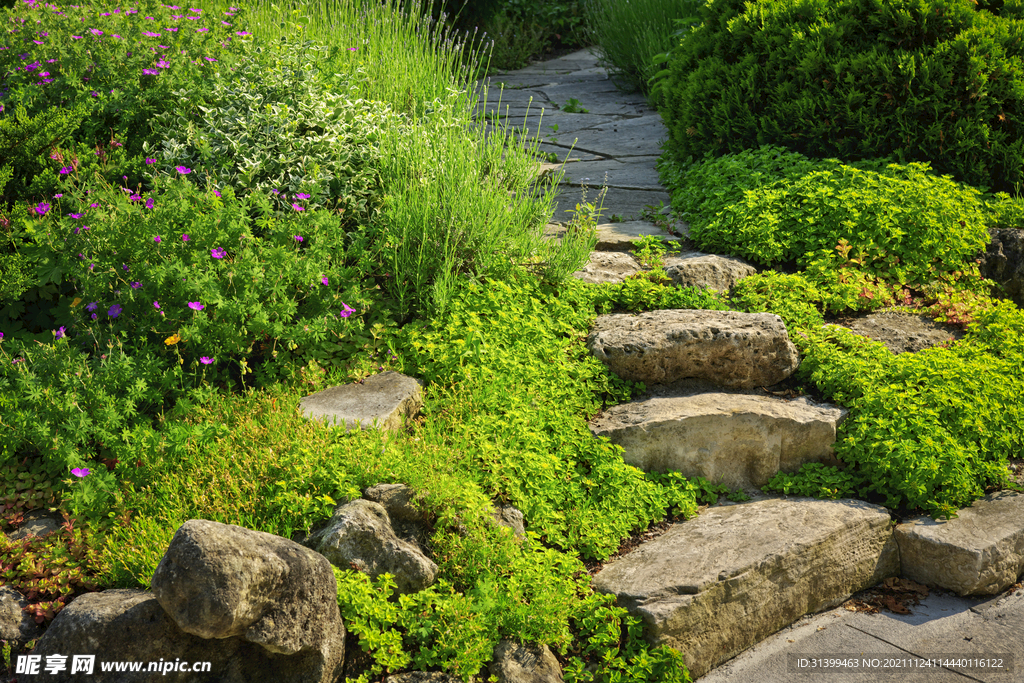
[586,310,800,389]
[662,252,757,292]
[590,392,846,490]
[0,586,43,646]
[17,589,335,683]
[979,227,1024,307]
[299,371,424,432]
[308,499,438,594]
[895,491,1024,596]
[150,519,344,680]
[592,498,899,679]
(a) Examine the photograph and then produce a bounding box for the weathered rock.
[0,586,43,645]
[895,491,1024,596]
[590,392,846,490]
[592,498,899,679]
[490,639,564,683]
[386,673,463,683]
[363,483,433,550]
[308,499,438,594]
[979,227,1024,307]
[841,312,963,354]
[150,519,344,680]
[571,251,641,284]
[18,589,338,683]
[491,504,526,538]
[6,510,63,541]
[662,252,757,292]
[299,371,424,432]
[586,310,800,389]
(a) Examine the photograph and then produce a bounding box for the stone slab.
[549,186,675,223]
[586,309,800,389]
[559,115,668,157]
[589,392,847,490]
[542,220,682,252]
[570,251,642,285]
[842,312,964,354]
[299,371,423,432]
[559,157,663,191]
[895,491,1024,596]
[592,498,900,679]
[662,252,758,292]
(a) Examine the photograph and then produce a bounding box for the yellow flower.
[71,298,82,307]
[165,333,181,345]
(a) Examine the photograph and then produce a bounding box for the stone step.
[570,250,756,291]
[298,371,424,432]
[586,309,800,389]
[895,491,1024,596]
[589,392,847,491]
[542,220,684,252]
[592,497,900,680]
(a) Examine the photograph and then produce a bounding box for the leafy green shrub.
[31,171,381,385]
[764,463,858,499]
[794,303,1024,517]
[144,39,396,227]
[656,0,1024,197]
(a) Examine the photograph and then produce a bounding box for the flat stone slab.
[551,115,667,157]
[662,252,757,292]
[842,312,964,354]
[586,309,801,389]
[299,371,423,432]
[592,498,900,679]
[550,187,675,223]
[589,392,847,490]
[895,491,1024,596]
[559,157,663,191]
[571,251,642,284]
[543,220,683,251]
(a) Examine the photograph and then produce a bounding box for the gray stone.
[979,227,1024,307]
[7,510,63,541]
[662,252,757,292]
[544,220,683,252]
[19,589,339,683]
[386,673,463,683]
[151,519,344,673]
[363,483,433,550]
[299,371,424,432]
[570,251,642,284]
[0,586,43,644]
[842,311,963,354]
[559,157,664,191]
[309,499,438,594]
[557,115,667,157]
[490,639,564,683]
[586,309,801,389]
[592,498,900,679]
[491,504,526,537]
[590,392,846,490]
[895,491,1024,596]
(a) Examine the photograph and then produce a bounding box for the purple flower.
[210,247,226,259]
[236,31,250,36]
[154,235,162,244]
[212,189,221,198]
[68,213,83,219]
[176,166,191,174]
[91,313,97,320]
[71,467,90,478]
[122,264,129,271]
[130,281,142,289]
[33,202,50,216]
[204,57,217,62]
[54,326,65,340]
[108,304,122,318]
[153,301,161,309]
[0,332,3,340]
[143,68,159,75]
[199,356,213,364]
[145,158,157,165]
[53,194,63,199]
[155,60,170,68]
[145,198,155,209]
[294,235,303,242]
[295,193,310,200]
[90,28,102,35]
[143,31,161,37]
[321,276,329,286]
[86,301,98,312]
[292,203,304,212]
[188,301,204,311]
[182,234,190,242]
[59,167,73,174]
[130,193,142,201]
[338,303,355,318]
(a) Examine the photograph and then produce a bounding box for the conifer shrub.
[655,0,1024,197]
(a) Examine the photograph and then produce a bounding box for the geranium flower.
[187,302,204,311]
[338,302,355,318]
[210,247,226,259]
[200,356,213,364]
[71,468,90,478]
[175,166,191,174]
[108,304,122,318]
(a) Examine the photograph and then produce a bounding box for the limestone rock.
[586,310,800,389]
[979,227,1024,307]
[18,589,339,683]
[0,586,43,645]
[299,371,424,432]
[309,499,438,594]
[842,312,963,354]
[6,510,63,541]
[490,639,564,683]
[895,491,1024,596]
[386,673,462,683]
[363,483,433,550]
[571,251,641,284]
[491,504,526,537]
[662,252,756,292]
[151,519,344,678]
[590,392,846,490]
[592,498,899,679]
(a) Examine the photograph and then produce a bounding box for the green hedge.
[655,0,1024,197]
